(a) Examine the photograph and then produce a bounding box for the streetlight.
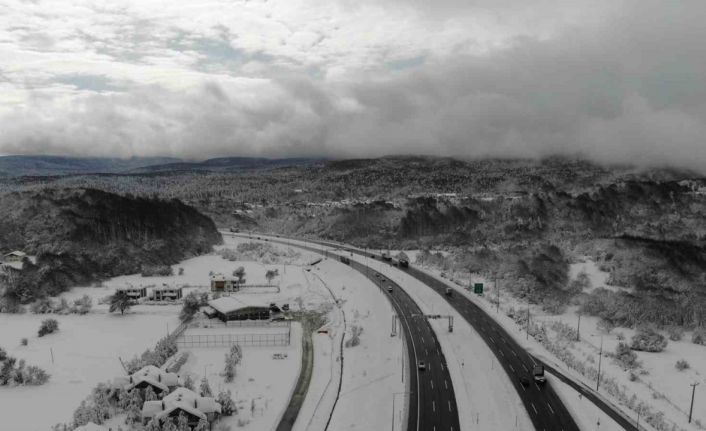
[591,334,604,391]
[689,382,699,423]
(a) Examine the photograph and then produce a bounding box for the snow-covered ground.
[0,309,181,431]
[255,235,534,431]
[178,323,303,431]
[413,258,706,431]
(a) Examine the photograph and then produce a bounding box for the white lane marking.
[547,403,555,414]
[448,400,452,412]
[499,350,504,357]
[444,380,448,389]
[522,364,529,372]
[431,380,434,389]
[489,336,495,343]
[531,403,538,415]
[509,364,515,373]
[511,349,517,356]
[433,401,436,412]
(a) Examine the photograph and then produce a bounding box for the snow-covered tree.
[199,377,213,397]
[216,390,237,416]
[144,385,158,401]
[183,374,195,391]
[194,418,209,431]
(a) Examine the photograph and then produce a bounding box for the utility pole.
[496,278,499,313]
[526,284,530,340]
[689,382,699,423]
[577,313,581,342]
[596,336,604,391]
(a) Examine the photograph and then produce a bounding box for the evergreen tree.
[216,390,236,416]
[144,419,161,431]
[194,418,209,431]
[199,377,213,397]
[144,385,158,401]
[183,374,195,391]
[176,412,189,431]
[109,291,133,315]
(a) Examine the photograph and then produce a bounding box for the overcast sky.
[1,0,705,169]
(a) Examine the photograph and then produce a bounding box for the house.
[142,387,221,427]
[206,296,270,321]
[210,274,245,293]
[151,284,183,301]
[2,251,26,263]
[114,365,180,395]
[116,286,148,299]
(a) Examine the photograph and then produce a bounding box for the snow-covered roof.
[116,365,179,393]
[4,251,26,258]
[153,284,181,291]
[208,296,268,314]
[74,423,108,431]
[142,387,221,421]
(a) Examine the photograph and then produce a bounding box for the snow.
[177,323,303,431]
[257,235,533,431]
[410,260,706,431]
[0,309,181,431]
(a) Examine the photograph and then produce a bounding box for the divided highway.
[228,233,460,431]
[291,236,584,431]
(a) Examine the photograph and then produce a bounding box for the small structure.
[2,251,26,263]
[114,365,180,395]
[206,296,270,321]
[142,387,221,427]
[151,284,183,301]
[210,273,245,293]
[116,285,147,299]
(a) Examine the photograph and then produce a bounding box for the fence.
[188,320,292,329]
[176,332,291,348]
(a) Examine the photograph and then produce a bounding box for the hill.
[0,188,221,307]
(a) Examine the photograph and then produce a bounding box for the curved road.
[279,235,583,431]
[229,233,461,431]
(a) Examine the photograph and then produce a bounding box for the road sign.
[473,283,484,294]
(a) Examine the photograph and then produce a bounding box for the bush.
[38,319,59,337]
[0,347,7,361]
[141,265,174,277]
[71,295,92,315]
[692,328,706,345]
[23,365,50,385]
[216,390,237,416]
[614,342,641,369]
[20,338,27,346]
[0,356,50,386]
[631,329,668,352]
[345,326,363,348]
[675,359,690,371]
[666,326,683,341]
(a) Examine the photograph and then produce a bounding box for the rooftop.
[208,296,268,314]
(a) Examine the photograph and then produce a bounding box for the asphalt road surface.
[301,238,583,431]
[229,233,461,431]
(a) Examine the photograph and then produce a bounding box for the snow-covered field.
[0,308,181,431]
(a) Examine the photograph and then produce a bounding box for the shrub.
[20,338,27,346]
[141,265,174,277]
[30,297,55,314]
[675,359,690,371]
[614,342,641,369]
[345,326,363,348]
[109,291,132,315]
[692,328,706,345]
[631,330,668,352]
[666,326,683,341]
[38,319,59,337]
[71,295,93,315]
[23,365,50,385]
[216,390,237,416]
[0,347,7,361]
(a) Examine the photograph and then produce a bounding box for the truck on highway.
[381,252,392,262]
[533,364,546,384]
[339,256,351,265]
[445,287,452,296]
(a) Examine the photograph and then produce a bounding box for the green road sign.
[473,283,484,294]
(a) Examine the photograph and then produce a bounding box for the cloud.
[1,0,706,171]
